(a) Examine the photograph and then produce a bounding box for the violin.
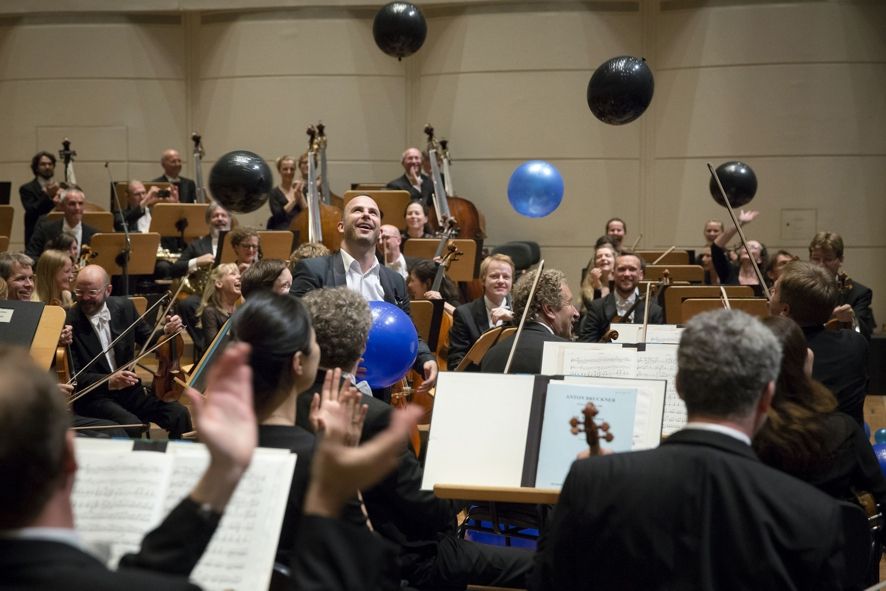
[825,271,855,331]
[291,125,343,252]
[153,322,186,402]
[569,402,614,457]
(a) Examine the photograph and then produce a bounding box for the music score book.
[71,439,295,591]
[421,372,665,491]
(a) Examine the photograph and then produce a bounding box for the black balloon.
[373,2,427,60]
[709,161,758,208]
[587,56,654,125]
[208,150,273,214]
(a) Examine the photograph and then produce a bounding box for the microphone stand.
[105,162,132,296]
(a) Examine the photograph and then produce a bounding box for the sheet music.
[606,324,684,345]
[422,373,536,490]
[636,344,686,435]
[560,346,635,378]
[534,382,637,488]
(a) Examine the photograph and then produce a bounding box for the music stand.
[89,232,160,277]
[0,204,12,239]
[150,203,209,242]
[342,190,411,228]
[403,238,478,281]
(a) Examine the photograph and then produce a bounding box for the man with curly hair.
[481,268,579,374]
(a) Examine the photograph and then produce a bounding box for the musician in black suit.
[170,202,231,279]
[26,186,97,260]
[449,253,515,370]
[291,195,438,393]
[809,231,876,340]
[153,148,197,204]
[19,151,61,245]
[482,268,579,374]
[577,251,664,343]
[531,309,852,590]
[770,260,869,425]
[0,342,257,590]
[386,147,434,206]
[67,265,191,437]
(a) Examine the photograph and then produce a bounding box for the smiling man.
[578,251,664,343]
[385,147,434,206]
[291,195,438,397]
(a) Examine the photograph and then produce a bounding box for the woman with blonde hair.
[196,262,241,348]
[34,249,74,308]
[579,242,616,313]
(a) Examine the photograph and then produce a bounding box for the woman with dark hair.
[753,316,886,506]
[239,259,292,299]
[711,210,768,295]
[406,259,460,368]
[229,226,261,272]
[45,231,79,265]
[401,201,433,241]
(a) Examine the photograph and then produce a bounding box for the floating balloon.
[373,2,427,60]
[208,150,273,214]
[359,301,419,389]
[873,443,886,476]
[587,56,654,125]
[507,160,564,218]
[709,161,758,208]
[875,428,886,445]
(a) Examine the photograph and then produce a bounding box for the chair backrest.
[129,296,148,317]
[0,205,12,239]
[220,230,294,263]
[0,236,8,252]
[454,326,503,372]
[403,238,479,281]
[46,211,114,232]
[342,190,411,229]
[644,264,704,283]
[681,298,770,323]
[663,285,754,324]
[636,249,689,265]
[410,299,444,352]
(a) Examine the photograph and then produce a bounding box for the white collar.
[341,248,378,275]
[683,422,751,446]
[615,287,639,306]
[484,294,508,312]
[87,302,111,323]
[1,527,83,550]
[62,219,81,233]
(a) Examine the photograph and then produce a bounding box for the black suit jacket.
[67,297,152,400]
[804,325,869,426]
[531,429,848,591]
[26,218,97,260]
[386,173,434,207]
[19,178,56,245]
[839,279,875,340]
[290,252,434,370]
[577,292,664,343]
[481,322,568,374]
[448,296,492,370]
[153,175,197,204]
[171,235,213,278]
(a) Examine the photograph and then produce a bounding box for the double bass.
[291,125,342,252]
[315,123,344,209]
[192,132,207,204]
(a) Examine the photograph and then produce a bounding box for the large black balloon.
[587,56,654,125]
[709,161,757,208]
[208,150,273,214]
[373,2,427,60]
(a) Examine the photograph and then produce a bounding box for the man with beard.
[19,151,61,246]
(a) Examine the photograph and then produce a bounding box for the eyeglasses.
[73,288,104,298]
[237,243,259,250]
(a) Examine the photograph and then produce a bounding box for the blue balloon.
[507,160,564,218]
[875,428,886,445]
[359,301,418,389]
[873,443,886,476]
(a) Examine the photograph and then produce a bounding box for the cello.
[291,125,342,252]
[315,122,344,209]
[192,132,207,204]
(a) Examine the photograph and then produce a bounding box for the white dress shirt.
[614,288,639,321]
[340,249,385,302]
[62,220,83,257]
[88,303,116,371]
[386,253,409,279]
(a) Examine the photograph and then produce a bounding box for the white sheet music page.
[422,373,536,490]
[635,344,686,436]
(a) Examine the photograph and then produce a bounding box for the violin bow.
[503,259,545,374]
[137,280,186,359]
[719,285,732,310]
[629,233,643,251]
[640,282,652,344]
[707,162,770,300]
[651,246,675,265]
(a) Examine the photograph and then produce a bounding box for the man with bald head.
[385,147,434,206]
[26,185,97,260]
[153,148,197,204]
[67,264,191,437]
[291,195,438,397]
[377,223,415,279]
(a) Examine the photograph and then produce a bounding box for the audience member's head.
[770,261,836,327]
[302,288,371,374]
[240,259,291,298]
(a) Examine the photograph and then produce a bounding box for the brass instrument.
[179,265,211,297]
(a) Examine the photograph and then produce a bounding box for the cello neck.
[317,123,331,205]
[192,133,206,204]
[306,151,323,243]
[440,139,454,197]
[424,124,451,224]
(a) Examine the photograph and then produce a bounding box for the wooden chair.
[129,296,148,317]
[403,238,479,281]
[0,236,8,252]
[453,326,504,372]
[46,211,115,233]
[663,285,754,324]
[0,205,12,239]
[644,265,704,283]
[681,298,770,322]
[410,299,444,352]
[342,190,411,229]
[636,249,689,265]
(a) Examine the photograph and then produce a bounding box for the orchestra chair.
[30,304,66,370]
[663,285,754,324]
[636,249,689,265]
[644,264,704,283]
[410,299,444,353]
[46,210,115,233]
[491,242,539,274]
[0,205,12,239]
[220,230,294,263]
[404,238,479,282]
[0,236,8,252]
[349,182,387,191]
[681,298,770,323]
[342,189,410,229]
[453,326,504,372]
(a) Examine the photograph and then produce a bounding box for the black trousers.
[405,535,533,591]
[71,414,130,439]
[73,384,191,438]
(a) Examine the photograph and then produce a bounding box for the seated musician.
[532,310,852,590]
[34,249,74,308]
[171,202,231,279]
[407,259,461,368]
[196,263,241,350]
[19,150,62,246]
[766,249,798,284]
[703,218,724,245]
[152,148,196,203]
[26,185,97,261]
[240,259,292,299]
[267,154,308,231]
[698,246,720,286]
[808,231,875,340]
[289,241,330,271]
[378,224,416,279]
[385,147,434,206]
[710,209,768,295]
[577,251,664,343]
[448,253,514,371]
[579,243,616,313]
[604,217,627,251]
[229,226,261,273]
[45,231,80,266]
[0,252,35,301]
[67,265,191,438]
[115,180,180,280]
[482,268,578,374]
[290,194,438,397]
[297,287,534,589]
[401,201,433,241]
[770,261,869,426]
